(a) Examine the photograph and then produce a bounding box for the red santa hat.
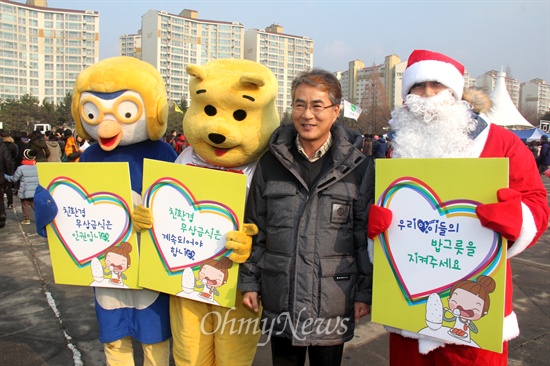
[402,49,465,101]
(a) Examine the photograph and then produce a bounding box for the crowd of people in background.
[0,127,90,228]
[361,133,393,159]
[1,126,189,229]
[362,130,550,173]
[163,130,189,154]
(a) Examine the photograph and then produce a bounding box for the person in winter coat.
[536,134,550,174]
[11,130,27,168]
[63,129,81,162]
[44,131,62,162]
[4,149,39,225]
[240,68,374,366]
[0,137,15,228]
[28,130,50,162]
[174,133,188,154]
[0,129,18,208]
[372,136,388,158]
[361,134,373,156]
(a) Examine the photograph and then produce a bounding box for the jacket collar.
[270,122,365,188]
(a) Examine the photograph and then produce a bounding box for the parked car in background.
[33,123,52,133]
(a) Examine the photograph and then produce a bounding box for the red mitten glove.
[475,188,522,241]
[367,204,393,239]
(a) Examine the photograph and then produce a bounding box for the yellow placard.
[372,158,508,353]
[138,159,247,308]
[36,162,139,289]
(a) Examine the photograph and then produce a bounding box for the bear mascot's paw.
[225,224,259,264]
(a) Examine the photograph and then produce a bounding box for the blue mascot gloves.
[34,185,58,238]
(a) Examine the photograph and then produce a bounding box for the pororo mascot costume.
[72,56,178,365]
[134,58,280,365]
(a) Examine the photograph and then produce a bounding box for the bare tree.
[505,65,514,79]
[167,99,189,133]
[359,65,391,135]
[520,104,540,126]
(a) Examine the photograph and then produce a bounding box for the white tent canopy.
[484,71,533,128]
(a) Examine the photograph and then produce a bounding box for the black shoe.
[7,204,13,209]
[0,215,6,228]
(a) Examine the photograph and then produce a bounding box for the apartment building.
[244,23,314,116]
[340,54,477,113]
[337,60,387,107]
[139,9,244,104]
[0,0,99,103]
[520,79,550,119]
[120,32,142,60]
[476,70,520,108]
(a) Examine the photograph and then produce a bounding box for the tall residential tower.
[0,0,99,103]
[244,23,314,116]
[139,9,244,104]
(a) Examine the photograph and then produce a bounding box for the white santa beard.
[390,90,476,158]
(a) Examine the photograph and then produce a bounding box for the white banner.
[343,100,362,120]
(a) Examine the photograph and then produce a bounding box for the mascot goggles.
[79,93,144,125]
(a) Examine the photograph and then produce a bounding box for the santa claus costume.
[386,50,549,365]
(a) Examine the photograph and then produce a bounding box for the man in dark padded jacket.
[240,68,374,366]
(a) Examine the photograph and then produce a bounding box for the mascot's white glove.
[225,224,258,264]
[132,204,153,232]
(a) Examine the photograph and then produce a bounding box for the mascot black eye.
[204,105,217,116]
[117,99,141,124]
[233,109,246,121]
[82,101,99,124]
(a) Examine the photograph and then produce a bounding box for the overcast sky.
[47,0,549,83]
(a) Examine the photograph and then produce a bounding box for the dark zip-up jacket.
[240,122,374,346]
[0,139,15,186]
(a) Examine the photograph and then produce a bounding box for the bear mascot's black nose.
[208,133,226,144]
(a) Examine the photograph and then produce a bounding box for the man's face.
[409,81,449,98]
[292,84,339,146]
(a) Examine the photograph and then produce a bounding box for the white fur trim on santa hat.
[402,59,465,101]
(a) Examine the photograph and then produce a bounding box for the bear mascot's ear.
[186,64,207,81]
[240,74,266,88]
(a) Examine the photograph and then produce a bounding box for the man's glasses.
[292,102,336,115]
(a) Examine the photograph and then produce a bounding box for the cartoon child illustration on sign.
[175,256,233,306]
[197,256,232,302]
[90,242,132,289]
[443,275,496,342]
[421,275,496,347]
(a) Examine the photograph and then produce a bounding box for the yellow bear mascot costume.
[171,59,279,365]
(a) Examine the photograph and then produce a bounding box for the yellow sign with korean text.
[372,158,508,353]
[138,159,247,309]
[37,162,139,289]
